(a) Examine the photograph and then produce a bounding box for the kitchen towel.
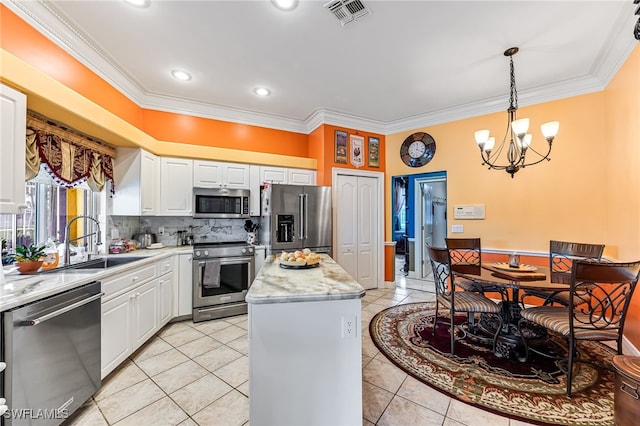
[202,260,221,288]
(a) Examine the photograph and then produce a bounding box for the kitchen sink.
[40,256,144,272]
[71,256,144,269]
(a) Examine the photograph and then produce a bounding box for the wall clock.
[400,132,436,167]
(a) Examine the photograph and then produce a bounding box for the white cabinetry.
[176,253,193,318]
[254,245,266,278]
[101,256,176,378]
[101,291,132,376]
[159,157,193,216]
[259,166,288,184]
[193,160,250,189]
[288,169,316,185]
[259,166,316,185]
[112,148,160,216]
[249,166,261,216]
[0,84,26,214]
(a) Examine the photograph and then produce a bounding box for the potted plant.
[14,243,46,274]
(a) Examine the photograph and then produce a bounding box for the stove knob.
[204,250,209,256]
[195,250,201,257]
[241,248,247,254]
[248,247,254,254]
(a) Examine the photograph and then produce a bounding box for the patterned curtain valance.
[26,111,116,193]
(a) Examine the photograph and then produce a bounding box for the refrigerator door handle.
[299,193,305,241]
[304,193,309,239]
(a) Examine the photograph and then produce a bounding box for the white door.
[417,178,447,279]
[335,174,378,289]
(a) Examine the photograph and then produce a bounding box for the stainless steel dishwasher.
[1,281,102,425]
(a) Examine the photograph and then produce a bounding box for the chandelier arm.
[473,47,557,177]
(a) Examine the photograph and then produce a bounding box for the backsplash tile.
[109,216,252,247]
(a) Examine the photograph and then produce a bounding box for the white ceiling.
[6,0,638,135]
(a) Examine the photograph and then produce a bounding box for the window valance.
[26,112,116,193]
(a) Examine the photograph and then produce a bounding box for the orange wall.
[139,110,308,158]
[386,92,608,253]
[385,45,640,349]
[0,4,311,160]
[0,5,141,127]
[315,124,386,186]
[604,46,640,347]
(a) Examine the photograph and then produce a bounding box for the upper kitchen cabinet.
[0,84,27,214]
[193,160,250,189]
[288,169,316,185]
[260,166,316,185]
[159,157,193,216]
[259,166,287,184]
[112,148,160,216]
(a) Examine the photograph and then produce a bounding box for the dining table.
[452,261,570,359]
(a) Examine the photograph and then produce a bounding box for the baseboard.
[381,281,396,289]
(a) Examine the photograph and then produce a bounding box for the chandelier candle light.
[474,47,559,178]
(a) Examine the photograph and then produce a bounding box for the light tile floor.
[65,262,536,426]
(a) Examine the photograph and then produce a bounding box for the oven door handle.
[25,292,104,326]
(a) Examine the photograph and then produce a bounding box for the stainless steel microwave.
[193,187,250,218]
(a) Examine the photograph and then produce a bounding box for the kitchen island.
[246,254,365,426]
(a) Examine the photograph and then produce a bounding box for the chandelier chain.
[509,56,518,111]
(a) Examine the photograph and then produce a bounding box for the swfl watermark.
[2,408,69,420]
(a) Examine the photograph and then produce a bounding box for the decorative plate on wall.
[400,132,436,167]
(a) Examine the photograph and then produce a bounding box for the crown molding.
[5,0,637,138]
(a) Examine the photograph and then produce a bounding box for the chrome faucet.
[64,215,103,265]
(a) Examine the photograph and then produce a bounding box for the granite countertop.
[246,254,365,304]
[0,246,193,312]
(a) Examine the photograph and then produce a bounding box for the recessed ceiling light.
[124,0,150,8]
[171,70,192,81]
[254,87,271,97]
[271,0,298,11]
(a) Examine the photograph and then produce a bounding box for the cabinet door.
[249,165,261,216]
[140,150,160,215]
[224,163,250,189]
[159,157,193,215]
[158,273,174,326]
[177,254,193,317]
[101,292,132,378]
[288,169,316,185]
[0,84,26,214]
[132,280,158,351]
[193,160,224,188]
[260,166,287,184]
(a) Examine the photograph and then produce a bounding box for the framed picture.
[335,130,348,164]
[368,136,380,167]
[350,134,365,168]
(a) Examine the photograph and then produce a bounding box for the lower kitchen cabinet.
[176,253,193,318]
[159,272,174,325]
[101,291,132,378]
[131,280,158,351]
[101,257,176,378]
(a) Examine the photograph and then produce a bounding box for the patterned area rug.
[369,302,616,426]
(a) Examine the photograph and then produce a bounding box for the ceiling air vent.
[324,0,370,26]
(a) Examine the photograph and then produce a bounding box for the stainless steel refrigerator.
[259,184,332,256]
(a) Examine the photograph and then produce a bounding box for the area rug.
[369,302,616,426]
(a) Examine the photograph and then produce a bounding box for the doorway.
[333,168,384,290]
[391,172,447,280]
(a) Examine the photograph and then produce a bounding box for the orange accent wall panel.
[0,5,141,127]
[314,124,385,185]
[140,109,308,158]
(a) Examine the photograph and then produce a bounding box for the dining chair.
[521,240,605,307]
[518,259,640,396]
[427,245,503,355]
[444,238,483,292]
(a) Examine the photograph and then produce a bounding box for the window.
[0,171,105,256]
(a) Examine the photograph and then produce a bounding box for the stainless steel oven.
[192,241,254,322]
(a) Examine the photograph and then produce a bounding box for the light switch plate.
[451,225,464,233]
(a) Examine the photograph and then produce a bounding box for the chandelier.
[474,47,559,178]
